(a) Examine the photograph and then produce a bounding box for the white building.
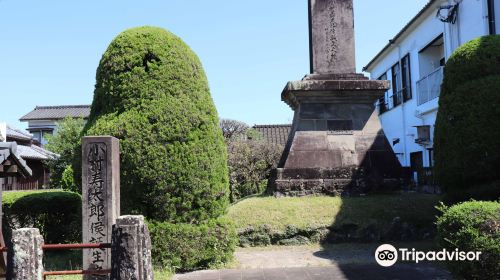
[363,0,499,184]
[19,105,90,145]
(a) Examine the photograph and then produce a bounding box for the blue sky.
[0,0,428,130]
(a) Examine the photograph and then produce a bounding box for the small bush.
[227,139,282,201]
[148,217,237,272]
[60,165,77,193]
[3,190,81,244]
[436,201,500,279]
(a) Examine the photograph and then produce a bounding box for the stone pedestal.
[82,136,120,278]
[9,228,44,280]
[111,216,153,280]
[274,75,401,196]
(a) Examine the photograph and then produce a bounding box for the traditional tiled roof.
[5,124,58,160]
[253,124,292,146]
[20,105,91,121]
[7,125,32,141]
[17,144,58,160]
[0,142,33,177]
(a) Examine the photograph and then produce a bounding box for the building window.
[32,131,42,142]
[377,73,389,114]
[401,54,412,102]
[30,129,53,145]
[391,62,402,106]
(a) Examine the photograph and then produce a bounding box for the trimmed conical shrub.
[434,35,500,201]
[80,26,229,223]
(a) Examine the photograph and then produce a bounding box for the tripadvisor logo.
[375,244,482,267]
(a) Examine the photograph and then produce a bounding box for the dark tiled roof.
[7,125,32,141]
[5,125,58,160]
[363,0,438,71]
[0,142,33,177]
[253,124,292,146]
[20,105,91,121]
[17,144,58,160]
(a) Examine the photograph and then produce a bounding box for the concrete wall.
[366,0,497,168]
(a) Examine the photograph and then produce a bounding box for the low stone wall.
[238,217,436,247]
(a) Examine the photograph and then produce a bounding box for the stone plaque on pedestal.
[82,136,120,278]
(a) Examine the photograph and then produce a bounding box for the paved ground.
[174,264,450,280]
[174,245,451,280]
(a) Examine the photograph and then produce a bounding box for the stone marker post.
[82,136,120,278]
[309,0,356,74]
[9,228,44,280]
[111,215,153,280]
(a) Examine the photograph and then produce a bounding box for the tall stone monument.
[273,0,401,196]
[82,136,120,278]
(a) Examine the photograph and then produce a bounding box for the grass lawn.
[226,193,442,231]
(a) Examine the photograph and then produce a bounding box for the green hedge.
[436,201,500,279]
[2,190,81,244]
[435,35,500,201]
[149,217,237,272]
[76,26,229,223]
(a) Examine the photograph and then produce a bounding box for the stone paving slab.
[174,264,451,280]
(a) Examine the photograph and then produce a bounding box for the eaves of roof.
[362,0,439,72]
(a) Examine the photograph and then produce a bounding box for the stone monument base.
[272,73,403,197]
[272,167,402,197]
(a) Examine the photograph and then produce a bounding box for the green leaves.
[45,116,84,189]
[3,190,82,244]
[80,26,229,223]
[436,201,500,279]
[434,35,500,202]
[148,217,237,272]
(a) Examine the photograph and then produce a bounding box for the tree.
[44,116,84,190]
[220,119,249,140]
[227,139,282,201]
[78,26,229,223]
[220,119,282,201]
[434,35,500,201]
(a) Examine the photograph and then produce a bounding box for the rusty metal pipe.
[43,269,111,279]
[41,243,111,250]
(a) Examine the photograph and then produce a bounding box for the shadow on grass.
[44,250,82,271]
[311,193,449,279]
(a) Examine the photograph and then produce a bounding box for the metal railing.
[42,243,111,279]
[416,67,444,106]
[392,89,403,107]
[0,243,112,279]
[378,97,388,114]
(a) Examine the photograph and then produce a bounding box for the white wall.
[445,0,491,57]
[369,4,444,167]
[0,122,6,142]
[367,0,494,169]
